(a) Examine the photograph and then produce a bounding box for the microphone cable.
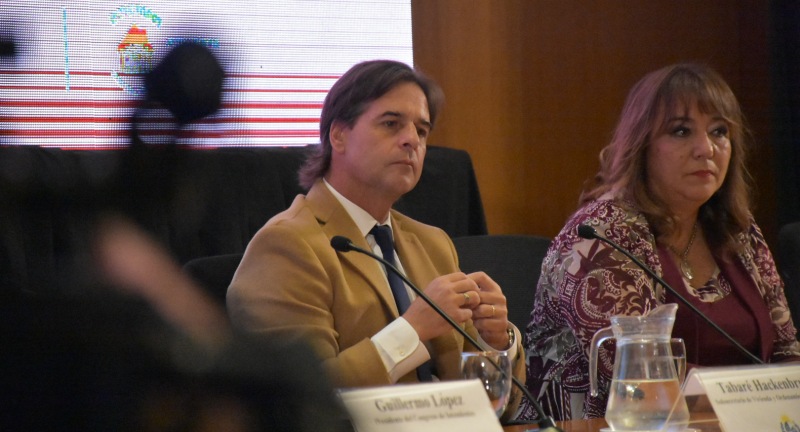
[576,224,763,365]
[331,235,563,431]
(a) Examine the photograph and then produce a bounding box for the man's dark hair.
[298,60,444,189]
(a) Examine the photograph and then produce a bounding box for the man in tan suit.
[227,60,524,417]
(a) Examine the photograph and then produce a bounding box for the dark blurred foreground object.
[0,41,351,431]
[183,253,244,306]
[144,41,224,125]
[123,40,225,227]
[0,38,14,56]
[0,41,226,295]
[0,290,351,432]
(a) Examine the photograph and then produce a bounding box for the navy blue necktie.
[370,224,433,381]
[370,225,411,313]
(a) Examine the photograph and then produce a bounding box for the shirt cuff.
[476,324,520,360]
[371,317,431,383]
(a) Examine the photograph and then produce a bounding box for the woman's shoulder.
[735,218,773,263]
[562,196,651,241]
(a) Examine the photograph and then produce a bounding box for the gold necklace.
[668,223,698,281]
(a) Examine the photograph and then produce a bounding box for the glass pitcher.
[589,303,690,431]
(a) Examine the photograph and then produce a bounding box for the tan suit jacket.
[227,180,524,413]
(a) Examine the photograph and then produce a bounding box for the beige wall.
[412,0,777,242]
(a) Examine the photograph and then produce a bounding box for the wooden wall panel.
[412,0,776,242]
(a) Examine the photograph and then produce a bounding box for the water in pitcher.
[590,304,691,431]
[605,378,689,431]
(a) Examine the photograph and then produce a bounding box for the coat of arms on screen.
[109,5,162,95]
[118,25,154,73]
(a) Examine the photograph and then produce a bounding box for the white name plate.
[338,380,502,432]
[682,363,800,431]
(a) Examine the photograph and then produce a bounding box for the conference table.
[503,418,608,432]
[502,412,720,431]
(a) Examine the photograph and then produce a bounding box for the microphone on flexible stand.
[576,224,763,365]
[330,236,563,432]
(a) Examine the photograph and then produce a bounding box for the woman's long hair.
[581,63,752,255]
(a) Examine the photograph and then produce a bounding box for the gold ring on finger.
[463,292,470,304]
[490,304,496,318]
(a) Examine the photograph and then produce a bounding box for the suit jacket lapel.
[393,212,465,377]
[306,181,400,317]
[392,213,439,290]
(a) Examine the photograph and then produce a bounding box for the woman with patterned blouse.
[517,63,800,421]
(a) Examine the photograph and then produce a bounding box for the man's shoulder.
[248,193,325,244]
[390,209,448,238]
[391,209,458,274]
[268,194,313,224]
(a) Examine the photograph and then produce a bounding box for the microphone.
[330,236,563,432]
[576,224,763,364]
[0,39,14,56]
[144,41,223,125]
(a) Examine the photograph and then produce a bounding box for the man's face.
[329,81,431,206]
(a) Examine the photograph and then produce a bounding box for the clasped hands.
[403,271,511,351]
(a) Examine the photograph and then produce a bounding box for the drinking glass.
[460,351,512,418]
[671,338,687,385]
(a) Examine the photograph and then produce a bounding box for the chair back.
[777,221,800,339]
[452,234,551,330]
[183,253,244,306]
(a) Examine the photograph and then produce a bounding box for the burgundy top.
[658,246,773,366]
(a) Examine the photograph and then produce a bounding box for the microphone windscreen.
[577,224,597,240]
[0,39,14,56]
[145,41,224,124]
[330,236,353,252]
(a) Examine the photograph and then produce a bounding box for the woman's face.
[645,102,731,215]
